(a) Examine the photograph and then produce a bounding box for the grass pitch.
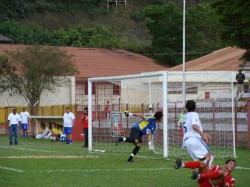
[0,135,249,187]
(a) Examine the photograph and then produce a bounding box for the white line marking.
[0,146,57,153]
[93,149,106,153]
[1,165,249,173]
[137,155,164,160]
[93,152,163,160]
[0,166,24,172]
[0,155,98,159]
[34,167,174,173]
[31,166,250,173]
[236,166,250,170]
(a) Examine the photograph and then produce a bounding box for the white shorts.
[184,137,210,161]
[237,84,244,92]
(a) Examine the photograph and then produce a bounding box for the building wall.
[0,76,75,107]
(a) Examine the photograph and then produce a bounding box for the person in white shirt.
[20,107,30,138]
[63,107,75,144]
[7,108,21,145]
[183,100,213,166]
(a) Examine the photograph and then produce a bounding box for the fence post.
[247,100,250,149]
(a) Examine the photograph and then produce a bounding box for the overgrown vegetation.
[0,0,240,65]
[211,0,250,62]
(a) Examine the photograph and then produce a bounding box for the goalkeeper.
[116,111,163,162]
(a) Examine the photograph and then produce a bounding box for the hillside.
[1,1,152,47]
[0,0,218,65]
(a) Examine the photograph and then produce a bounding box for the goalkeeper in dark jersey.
[116,111,163,162]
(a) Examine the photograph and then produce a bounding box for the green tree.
[144,3,183,65]
[0,0,31,21]
[211,0,250,61]
[185,3,221,61]
[0,45,78,115]
[144,2,221,65]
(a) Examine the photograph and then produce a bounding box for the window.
[113,84,120,95]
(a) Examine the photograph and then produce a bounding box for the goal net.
[87,71,236,159]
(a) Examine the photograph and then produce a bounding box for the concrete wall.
[0,76,75,107]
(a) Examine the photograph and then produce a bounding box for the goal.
[87,71,236,159]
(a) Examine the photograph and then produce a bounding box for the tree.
[144,3,183,65]
[144,2,221,66]
[185,3,221,61]
[0,45,78,115]
[211,0,250,62]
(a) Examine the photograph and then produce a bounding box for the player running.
[116,111,163,162]
[174,157,236,187]
[183,100,213,166]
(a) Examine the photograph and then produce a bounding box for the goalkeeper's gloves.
[124,111,133,117]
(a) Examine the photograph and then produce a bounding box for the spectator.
[51,123,59,141]
[20,107,30,138]
[55,124,63,141]
[63,107,75,144]
[236,69,245,99]
[7,108,21,145]
[44,124,52,139]
[36,122,46,139]
[104,101,110,119]
[82,107,89,147]
[59,124,64,134]
[58,125,64,141]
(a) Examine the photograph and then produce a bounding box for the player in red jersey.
[174,157,236,187]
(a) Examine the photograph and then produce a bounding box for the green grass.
[0,135,249,187]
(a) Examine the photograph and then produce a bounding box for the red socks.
[184,162,201,169]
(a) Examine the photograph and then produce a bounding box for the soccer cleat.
[174,157,183,169]
[191,170,199,180]
[127,156,134,162]
[127,160,134,163]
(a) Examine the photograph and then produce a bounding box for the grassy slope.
[19,5,151,48]
[0,135,249,187]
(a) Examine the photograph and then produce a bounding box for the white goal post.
[87,71,236,159]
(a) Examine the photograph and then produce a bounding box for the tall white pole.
[182,0,186,106]
[163,72,168,158]
[88,79,93,152]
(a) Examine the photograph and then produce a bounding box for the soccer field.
[0,135,249,187]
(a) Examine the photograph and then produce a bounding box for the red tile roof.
[0,44,169,78]
[169,47,245,71]
[0,45,245,76]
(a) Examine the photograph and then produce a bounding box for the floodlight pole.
[182,0,186,107]
[88,79,93,152]
[148,80,152,115]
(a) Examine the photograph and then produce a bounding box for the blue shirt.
[132,117,156,135]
